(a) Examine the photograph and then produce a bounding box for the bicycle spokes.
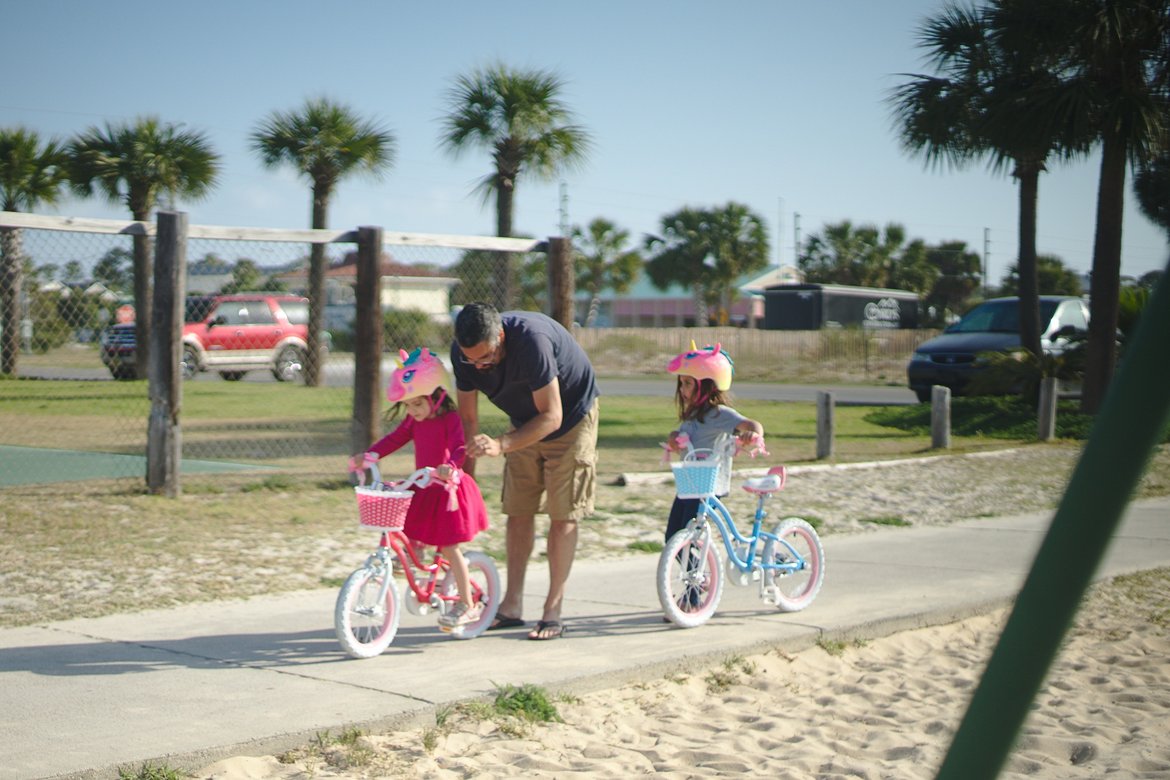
[676,536,712,609]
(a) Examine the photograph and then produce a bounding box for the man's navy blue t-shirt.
[452,311,599,441]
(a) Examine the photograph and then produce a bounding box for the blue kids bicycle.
[657,438,825,628]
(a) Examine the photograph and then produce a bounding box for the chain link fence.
[1,211,930,490]
[0,212,543,487]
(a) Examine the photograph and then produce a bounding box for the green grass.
[0,380,1034,479]
[863,396,1109,440]
[860,516,911,527]
[116,763,185,780]
[491,683,562,723]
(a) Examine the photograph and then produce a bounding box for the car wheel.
[180,346,199,381]
[273,346,305,382]
[914,388,932,403]
[219,371,246,381]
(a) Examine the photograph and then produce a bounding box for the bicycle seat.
[742,465,787,495]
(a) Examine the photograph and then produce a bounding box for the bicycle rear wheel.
[657,523,723,628]
[438,550,501,640]
[762,517,825,612]
[335,565,401,658]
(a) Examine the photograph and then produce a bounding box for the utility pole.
[983,227,991,298]
[777,197,784,267]
[794,212,802,266]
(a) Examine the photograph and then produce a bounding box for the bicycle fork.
[679,521,716,609]
[356,547,395,617]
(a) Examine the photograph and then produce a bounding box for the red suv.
[101,293,321,382]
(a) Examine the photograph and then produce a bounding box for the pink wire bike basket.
[671,449,721,498]
[354,486,413,530]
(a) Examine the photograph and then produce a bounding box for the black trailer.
[761,283,919,330]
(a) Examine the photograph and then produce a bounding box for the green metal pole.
[936,263,1170,780]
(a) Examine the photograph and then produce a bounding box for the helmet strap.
[428,388,448,416]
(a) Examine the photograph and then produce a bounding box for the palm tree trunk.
[1015,162,1043,358]
[693,285,708,326]
[585,293,601,327]
[1082,135,1127,414]
[495,176,516,310]
[305,185,329,387]
[1,227,23,376]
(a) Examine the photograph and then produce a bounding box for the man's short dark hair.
[455,302,503,348]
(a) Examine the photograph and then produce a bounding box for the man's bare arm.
[467,379,563,458]
[458,388,480,477]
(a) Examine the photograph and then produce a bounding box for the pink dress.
[368,412,489,546]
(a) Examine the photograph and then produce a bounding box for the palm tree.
[1134,149,1170,237]
[571,218,642,327]
[439,62,591,309]
[1007,0,1170,412]
[645,203,769,325]
[645,207,719,325]
[69,116,220,379]
[251,97,396,386]
[799,220,909,288]
[889,1,1084,360]
[0,127,69,376]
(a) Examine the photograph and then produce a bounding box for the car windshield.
[949,300,1059,333]
[281,301,308,325]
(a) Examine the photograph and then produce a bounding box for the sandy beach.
[192,569,1170,778]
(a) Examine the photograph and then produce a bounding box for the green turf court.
[0,445,273,487]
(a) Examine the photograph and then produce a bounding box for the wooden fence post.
[1037,377,1058,442]
[146,210,186,497]
[352,226,383,458]
[931,385,951,449]
[547,237,574,329]
[816,391,834,460]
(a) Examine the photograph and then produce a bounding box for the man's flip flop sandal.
[527,620,566,640]
[488,615,525,631]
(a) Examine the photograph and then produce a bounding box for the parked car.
[907,296,1089,403]
[100,293,326,382]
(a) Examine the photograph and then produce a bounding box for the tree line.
[4,2,1169,412]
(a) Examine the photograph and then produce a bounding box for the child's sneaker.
[439,602,483,632]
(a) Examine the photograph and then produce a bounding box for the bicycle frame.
[361,529,488,611]
[692,492,810,578]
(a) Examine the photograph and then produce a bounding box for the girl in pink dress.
[357,347,490,630]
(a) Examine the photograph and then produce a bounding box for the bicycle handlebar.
[350,456,435,491]
[661,431,769,462]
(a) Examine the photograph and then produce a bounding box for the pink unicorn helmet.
[666,340,734,391]
[386,347,449,403]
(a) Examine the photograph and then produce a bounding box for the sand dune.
[195,568,1169,779]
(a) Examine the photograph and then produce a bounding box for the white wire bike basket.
[671,448,723,498]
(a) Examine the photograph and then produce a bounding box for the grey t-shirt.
[452,311,599,441]
[678,406,748,494]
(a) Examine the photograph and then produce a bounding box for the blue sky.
[3,0,1167,283]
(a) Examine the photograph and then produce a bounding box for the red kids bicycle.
[335,464,500,659]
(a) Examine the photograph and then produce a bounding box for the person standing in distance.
[452,302,600,641]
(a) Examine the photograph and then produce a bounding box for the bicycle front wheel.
[657,524,723,628]
[762,517,825,612]
[334,566,401,658]
[438,550,501,640]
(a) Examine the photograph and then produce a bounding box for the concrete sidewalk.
[3,497,1168,780]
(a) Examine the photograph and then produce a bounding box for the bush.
[383,309,446,353]
[328,308,454,355]
[864,395,1099,440]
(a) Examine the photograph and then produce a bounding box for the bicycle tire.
[437,550,501,640]
[657,523,723,628]
[334,565,401,658]
[762,517,825,612]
